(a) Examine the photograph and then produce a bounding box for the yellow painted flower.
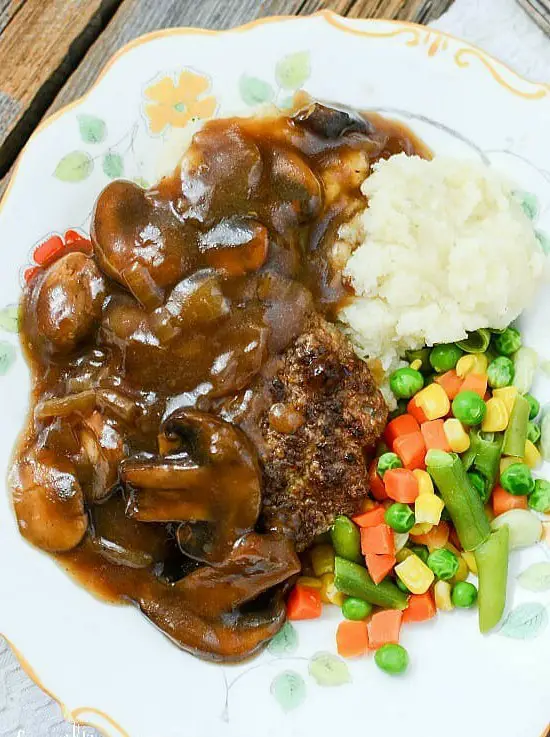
[144,70,217,134]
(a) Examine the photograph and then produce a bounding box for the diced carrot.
[435,370,464,400]
[407,397,428,424]
[449,526,462,551]
[367,609,403,649]
[460,373,488,399]
[353,506,386,528]
[33,235,64,267]
[361,524,395,556]
[365,553,397,584]
[421,420,451,452]
[24,266,40,283]
[393,432,427,470]
[492,485,528,516]
[402,591,436,623]
[384,468,419,503]
[411,521,450,550]
[336,620,370,658]
[368,459,388,501]
[287,585,322,620]
[384,414,420,450]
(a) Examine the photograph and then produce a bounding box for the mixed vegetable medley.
[286,326,550,675]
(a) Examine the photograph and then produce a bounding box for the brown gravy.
[11,102,428,661]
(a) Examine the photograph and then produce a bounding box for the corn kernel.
[456,354,488,378]
[410,359,423,371]
[410,521,433,536]
[481,397,509,433]
[492,386,519,417]
[524,439,542,469]
[320,573,345,606]
[415,494,445,525]
[413,469,434,496]
[297,576,322,589]
[434,580,454,611]
[448,545,469,583]
[415,384,451,421]
[359,498,377,513]
[395,554,435,594]
[500,456,523,475]
[310,544,335,577]
[443,418,471,453]
[461,551,478,575]
[396,547,414,563]
[542,522,550,546]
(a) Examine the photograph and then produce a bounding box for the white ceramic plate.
[0,11,549,737]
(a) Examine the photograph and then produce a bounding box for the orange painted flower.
[144,70,217,134]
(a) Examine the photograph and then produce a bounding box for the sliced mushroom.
[27,252,106,355]
[92,180,200,291]
[293,101,373,139]
[135,532,299,661]
[269,147,322,228]
[11,447,88,552]
[199,218,269,276]
[121,410,262,564]
[79,411,125,503]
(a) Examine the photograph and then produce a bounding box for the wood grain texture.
[49,0,453,114]
[0,0,26,33]
[0,0,123,175]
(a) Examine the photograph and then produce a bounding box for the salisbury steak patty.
[260,315,388,551]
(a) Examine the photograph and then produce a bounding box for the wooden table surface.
[0,0,454,189]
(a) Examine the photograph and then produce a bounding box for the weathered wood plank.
[0,0,124,176]
[49,0,453,115]
[0,0,26,33]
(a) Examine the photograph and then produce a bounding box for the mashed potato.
[339,154,545,371]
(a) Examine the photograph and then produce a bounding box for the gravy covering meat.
[11,102,427,661]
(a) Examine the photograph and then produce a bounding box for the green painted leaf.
[78,114,107,144]
[133,177,150,189]
[517,563,550,592]
[0,305,19,333]
[500,602,548,639]
[308,652,351,687]
[514,190,538,220]
[0,341,16,375]
[239,75,274,106]
[275,51,311,90]
[268,622,298,655]
[270,671,306,711]
[536,230,550,255]
[103,153,124,179]
[54,151,94,182]
[279,96,295,110]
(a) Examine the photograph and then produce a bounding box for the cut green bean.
[457,329,491,354]
[503,394,530,457]
[331,516,362,563]
[334,557,408,610]
[426,450,491,552]
[475,526,509,633]
[461,430,503,493]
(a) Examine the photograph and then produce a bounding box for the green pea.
[405,348,432,374]
[427,548,460,581]
[384,503,415,533]
[525,393,540,420]
[468,470,489,502]
[487,356,515,389]
[500,462,535,496]
[390,367,424,399]
[527,422,541,445]
[409,544,429,564]
[395,578,411,593]
[528,479,550,513]
[374,643,409,675]
[342,597,373,621]
[331,516,362,562]
[429,344,463,373]
[452,391,487,426]
[457,329,491,354]
[494,327,522,356]
[452,581,478,608]
[377,452,403,478]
